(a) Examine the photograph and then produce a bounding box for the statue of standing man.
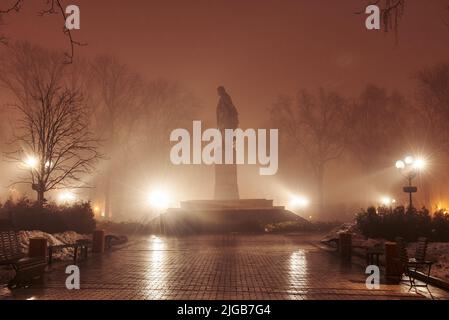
[214,86,240,200]
[217,86,239,131]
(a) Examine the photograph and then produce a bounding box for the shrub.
[265,220,341,233]
[0,197,96,234]
[432,210,449,242]
[356,205,446,241]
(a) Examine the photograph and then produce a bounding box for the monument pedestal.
[214,164,239,200]
[161,199,308,235]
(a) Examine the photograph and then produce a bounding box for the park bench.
[396,237,433,291]
[47,239,91,265]
[0,231,46,288]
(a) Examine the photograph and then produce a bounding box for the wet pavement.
[1,234,448,300]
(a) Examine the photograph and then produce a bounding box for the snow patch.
[322,222,449,281]
[18,230,91,261]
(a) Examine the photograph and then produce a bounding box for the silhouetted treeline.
[0,42,200,221]
[271,62,449,219]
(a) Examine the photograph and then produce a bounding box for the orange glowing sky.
[3,0,448,127]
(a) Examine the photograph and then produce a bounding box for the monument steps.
[160,200,309,235]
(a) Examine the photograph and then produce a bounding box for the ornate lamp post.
[395,156,425,209]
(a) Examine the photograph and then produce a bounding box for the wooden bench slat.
[0,231,46,288]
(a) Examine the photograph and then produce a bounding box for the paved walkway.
[1,234,448,300]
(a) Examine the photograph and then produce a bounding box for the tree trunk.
[104,174,112,219]
[316,163,325,215]
[37,189,45,205]
[103,140,115,220]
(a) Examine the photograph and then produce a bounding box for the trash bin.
[29,237,48,258]
[385,241,402,283]
[339,232,352,260]
[92,230,105,253]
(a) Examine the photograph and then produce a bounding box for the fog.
[0,0,448,222]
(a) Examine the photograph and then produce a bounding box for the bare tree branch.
[0,0,84,63]
[355,0,406,39]
[0,0,23,14]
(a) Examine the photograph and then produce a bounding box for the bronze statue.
[214,86,240,200]
[216,86,239,131]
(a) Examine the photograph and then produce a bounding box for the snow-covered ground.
[322,223,449,281]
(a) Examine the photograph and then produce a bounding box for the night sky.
[4,0,449,127]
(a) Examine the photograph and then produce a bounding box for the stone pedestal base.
[214,164,239,200]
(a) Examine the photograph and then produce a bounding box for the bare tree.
[139,79,199,165]
[89,55,144,219]
[348,84,408,170]
[272,88,349,212]
[89,55,199,219]
[0,42,100,203]
[415,63,449,154]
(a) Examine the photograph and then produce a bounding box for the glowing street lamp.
[148,189,170,210]
[289,195,310,210]
[412,158,426,170]
[404,156,414,165]
[92,205,105,218]
[395,160,405,169]
[395,155,426,209]
[148,188,170,235]
[58,191,76,204]
[380,196,396,207]
[24,156,38,169]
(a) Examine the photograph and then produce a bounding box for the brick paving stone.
[1,234,448,300]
